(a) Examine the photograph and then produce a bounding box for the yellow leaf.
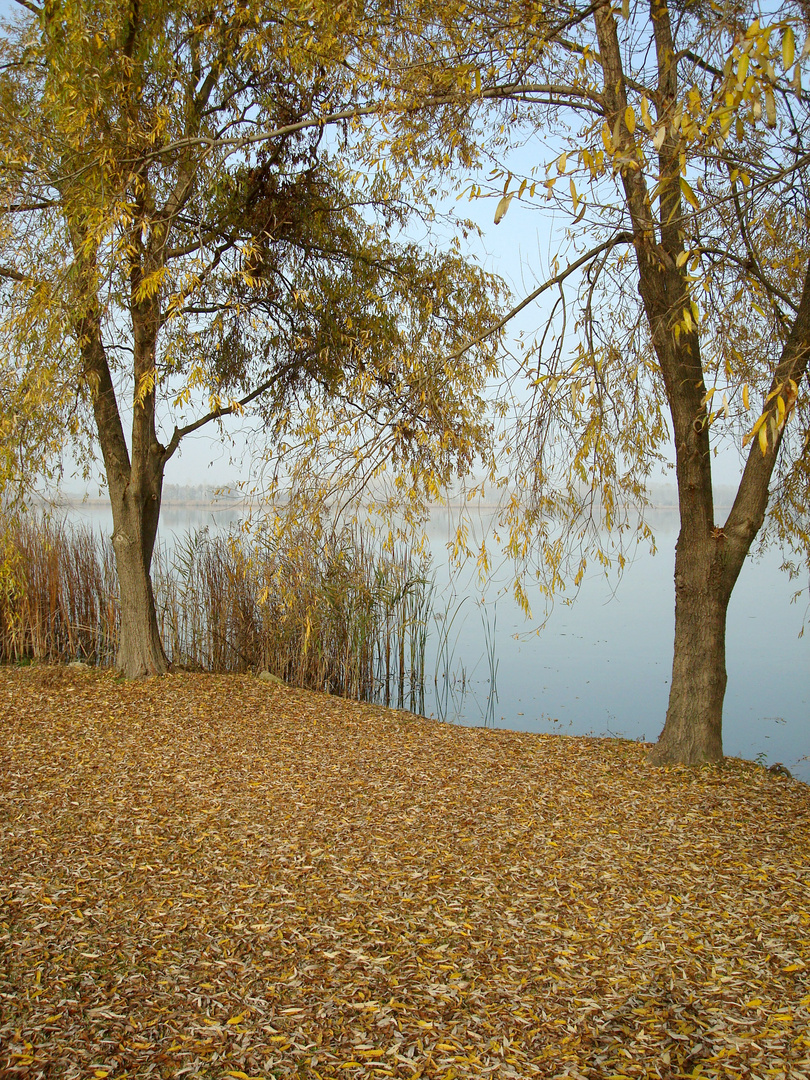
[783,963,802,972]
[680,177,700,208]
[624,106,636,134]
[676,250,689,267]
[494,193,513,224]
[226,1012,248,1026]
[640,95,652,130]
[765,87,776,127]
[743,383,750,410]
[783,26,795,69]
[570,177,579,209]
[758,423,768,455]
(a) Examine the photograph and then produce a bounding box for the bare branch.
[450,231,633,360]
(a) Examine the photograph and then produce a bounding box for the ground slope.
[1,666,808,1079]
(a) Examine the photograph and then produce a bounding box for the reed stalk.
[0,512,434,707]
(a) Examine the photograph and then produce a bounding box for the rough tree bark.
[76,240,170,678]
[595,0,810,764]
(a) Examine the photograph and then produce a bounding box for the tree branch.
[450,232,633,360]
[0,265,28,282]
[162,367,293,464]
[9,0,42,14]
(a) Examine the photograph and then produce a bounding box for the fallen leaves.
[0,664,808,1078]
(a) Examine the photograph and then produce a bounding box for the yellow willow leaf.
[602,122,614,153]
[474,68,482,95]
[622,0,629,18]
[777,394,786,424]
[518,178,527,197]
[624,106,636,134]
[737,51,750,84]
[570,177,579,209]
[653,125,666,150]
[783,26,795,69]
[758,423,768,454]
[743,383,750,410]
[680,177,700,208]
[494,193,513,224]
[557,151,567,174]
[765,86,777,127]
[676,250,689,268]
[640,95,652,130]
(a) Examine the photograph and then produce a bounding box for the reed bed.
[0,512,433,706]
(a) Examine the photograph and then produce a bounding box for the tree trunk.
[111,477,168,679]
[649,531,729,765]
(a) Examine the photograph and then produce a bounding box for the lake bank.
[1,665,808,1078]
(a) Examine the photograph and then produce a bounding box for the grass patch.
[1,665,808,1078]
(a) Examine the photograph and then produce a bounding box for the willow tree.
[382,0,810,764]
[0,0,503,676]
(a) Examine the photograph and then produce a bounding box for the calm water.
[62,499,810,782]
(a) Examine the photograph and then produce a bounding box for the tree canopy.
[0,0,504,676]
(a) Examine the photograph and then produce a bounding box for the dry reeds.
[0,512,433,705]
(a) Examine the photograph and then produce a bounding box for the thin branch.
[728,171,791,330]
[699,244,798,316]
[162,366,293,463]
[9,0,42,14]
[0,265,29,282]
[450,231,633,360]
[135,82,603,167]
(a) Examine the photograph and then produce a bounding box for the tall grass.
[0,512,434,706]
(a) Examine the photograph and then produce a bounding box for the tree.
[0,0,504,677]
[382,0,810,764]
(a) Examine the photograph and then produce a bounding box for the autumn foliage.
[1,665,809,1077]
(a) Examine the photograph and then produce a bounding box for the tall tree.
[0,0,503,677]
[383,0,810,764]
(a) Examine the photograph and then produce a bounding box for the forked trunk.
[649,532,729,765]
[111,483,168,679]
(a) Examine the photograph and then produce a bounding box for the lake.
[62,498,810,782]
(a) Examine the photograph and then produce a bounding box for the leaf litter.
[0,665,808,1079]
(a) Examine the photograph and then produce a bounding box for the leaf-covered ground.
[1,666,808,1080]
